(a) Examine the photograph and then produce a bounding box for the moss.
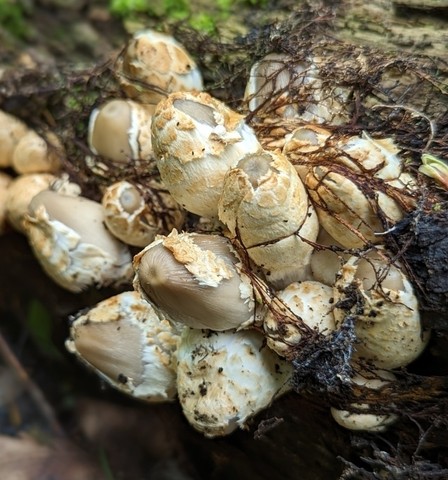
[0,0,28,39]
[109,0,271,34]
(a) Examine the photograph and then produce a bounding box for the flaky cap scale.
[25,190,132,292]
[151,91,262,218]
[133,230,255,331]
[218,149,318,287]
[66,291,181,401]
[88,99,154,164]
[115,29,203,105]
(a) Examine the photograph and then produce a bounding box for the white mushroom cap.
[0,110,29,168]
[115,29,203,104]
[66,291,181,401]
[102,180,185,247]
[218,149,318,288]
[330,369,398,432]
[151,91,262,218]
[177,327,292,437]
[285,130,415,249]
[88,99,154,164]
[333,253,429,369]
[340,132,403,180]
[264,280,336,357]
[244,53,302,118]
[0,172,13,234]
[244,53,350,125]
[12,130,63,174]
[5,173,57,233]
[133,230,255,331]
[24,190,133,292]
[305,166,404,248]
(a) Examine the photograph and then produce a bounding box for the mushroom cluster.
[1,29,432,437]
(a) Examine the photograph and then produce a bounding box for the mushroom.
[115,29,203,105]
[284,130,416,248]
[151,91,262,218]
[309,229,350,286]
[263,280,336,358]
[88,98,154,164]
[0,110,29,168]
[218,149,319,288]
[176,327,292,437]
[333,252,429,369]
[330,369,398,432]
[133,230,256,331]
[12,130,64,174]
[5,173,58,233]
[305,166,405,248]
[24,190,133,292]
[66,291,181,402]
[0,172,13,234]
[102,180,185,247]
[244,53,350,126]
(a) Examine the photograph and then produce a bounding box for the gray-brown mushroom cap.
[133,230,255,331]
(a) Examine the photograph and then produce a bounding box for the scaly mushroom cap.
[177,327,292,437]
[284,130,416,248]
[305,166,404,248]
[244,53,350,125]
[330,369,398,432]
[218,149,318,287]
[133,230,255,331]
[66,291,181,402]
[88,99,154,164]
[102,180,185,247]
[115,29,203,105]
[0,110,29,168]
[12,130,63,174]
[333,253,429,369]
[151,91,262,218]
[263,280,336,357]
[25,190,133,292]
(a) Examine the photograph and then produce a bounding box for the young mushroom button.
[25,190,133,292]
[88,99,154,164]
[333,252,429,369]
[115,29,203,105]
[102,180,185,247]
[151,91,262,218]
[218,149,319,288]
[177,327,293,437]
